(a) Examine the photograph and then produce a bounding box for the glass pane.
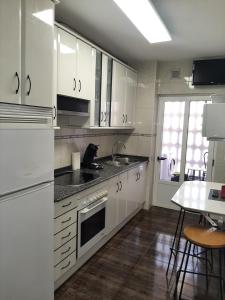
[160,101,185,182]
[184,101,211,181]
[94,50,101,126]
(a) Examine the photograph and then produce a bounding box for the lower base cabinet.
[54,162,148,284]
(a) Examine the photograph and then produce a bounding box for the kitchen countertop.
[54,155,148,202]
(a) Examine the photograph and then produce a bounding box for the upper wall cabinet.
[22,0,54,107]
[0,1,21,104]
[111,61,137,127]
[0,0,54,108]
[57,28,96,101]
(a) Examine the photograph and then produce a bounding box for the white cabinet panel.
[117,173,128,224]
[0,1,21,104]
[106,177,119,232]
[76,39,96,101]
[57,28,77,97]
[111,61,126,126]
[22,0,54,107]
[125,69,137,127]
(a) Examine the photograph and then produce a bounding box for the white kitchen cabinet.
[0,1,21,104]
[111,61,126,126]
[57,28,77,98]
[111,60,137,127]
[53,27,58,126]
[76,39,96,101]
[127,163,147,215]
[22,0,54,107]
[117,173,128,224]
[106,177,119,233]
[125,69,137,127]
[0,0,54,108]
[57,28,96,101]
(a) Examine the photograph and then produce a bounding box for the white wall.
[157,59,225,95]
[157,59,225,184]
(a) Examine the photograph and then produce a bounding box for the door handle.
[78,80,81,92]
[73,78,76,91]
[125,114,128,123]
[122,114,125,123]
[119,181,122,191]
[26,75,31,96]
[15,72,20,94]
[53,106,56,120]
[100,112,103,122]
[136,173,139,181]
[116,182,119,192]
[104,112,107,122]
[157,156,167,161]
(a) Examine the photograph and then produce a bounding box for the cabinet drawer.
[55,198,78,218]
[54,222,77,250]
[54,251,76,282]
[54,237,77,266]
[54,208,77,234]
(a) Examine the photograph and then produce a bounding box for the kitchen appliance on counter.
[82,143,103,170]
[77,189,108,258]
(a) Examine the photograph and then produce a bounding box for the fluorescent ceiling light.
[113,0,171,43]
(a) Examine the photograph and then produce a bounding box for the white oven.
[77,189,108,258]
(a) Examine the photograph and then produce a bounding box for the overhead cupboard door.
[0,0,21,104]
[111,61,126,126]
[57,28,77,98]
[76,39,96,101]
[22,0,54,107]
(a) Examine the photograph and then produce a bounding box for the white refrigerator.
[0,129,54,300]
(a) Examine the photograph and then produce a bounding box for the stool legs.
[219,249,224,300]
[205,250,209,289]
[167,208,185,276]
[179,242,192,300]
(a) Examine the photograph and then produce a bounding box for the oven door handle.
[80,197,108,214]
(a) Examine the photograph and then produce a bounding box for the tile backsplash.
[54,128,154,169]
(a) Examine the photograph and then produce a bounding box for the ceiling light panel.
[113,0,171,43]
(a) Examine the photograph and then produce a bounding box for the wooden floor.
[55,207,223,300]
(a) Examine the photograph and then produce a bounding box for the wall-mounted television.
[192,58,225,86]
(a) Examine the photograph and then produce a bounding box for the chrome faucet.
[112,140,126,161]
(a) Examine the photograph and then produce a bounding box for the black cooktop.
[55,171,100,186]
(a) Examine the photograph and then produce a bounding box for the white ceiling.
[55,0,225,66]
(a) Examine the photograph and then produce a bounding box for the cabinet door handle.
[136,173,139,181]
[62,201,72,208]
[122,114,125,123]
[79,80,81,92]
[125,114,128,123]
[104,112,107,122]
[116,182,119,192]
[15,72,20,94]
[60,260,71,270]
[53,106,56,120]
[26,75,31,96]
[138,172,141,180]
[61,232,71,240]
[73,78,76,91]
[61,217,72,224]
[61,246,71,255]
[119,181,122,191]
[100,112,103,122]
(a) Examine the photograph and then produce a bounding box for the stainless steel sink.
[105,157,137,167]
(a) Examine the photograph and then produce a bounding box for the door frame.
[152,95,214,208]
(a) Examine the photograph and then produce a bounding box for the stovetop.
[55,171,100,186]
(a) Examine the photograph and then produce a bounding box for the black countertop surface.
[54,155,149,202]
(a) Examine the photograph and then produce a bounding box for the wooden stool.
[174,225,225,300]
